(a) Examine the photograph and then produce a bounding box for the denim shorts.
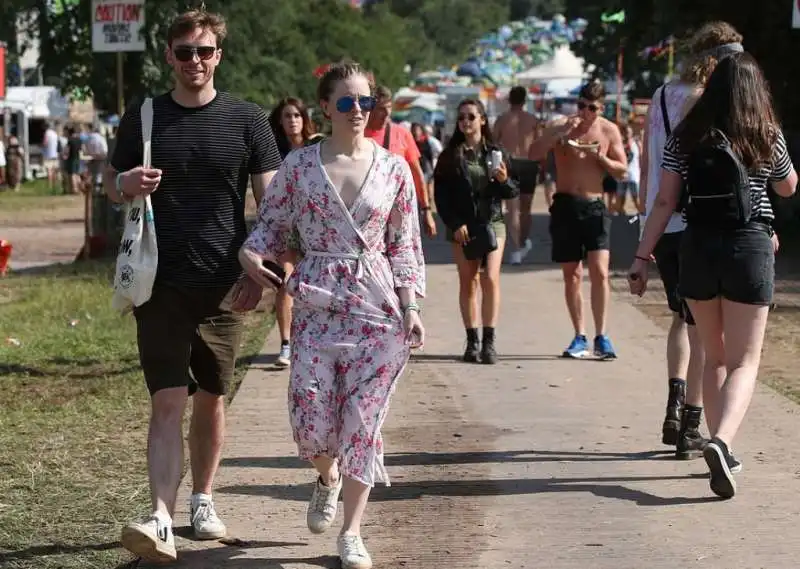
[679,222,774,306]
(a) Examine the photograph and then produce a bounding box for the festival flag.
[601,10,626,24]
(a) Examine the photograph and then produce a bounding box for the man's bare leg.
[561,261,584,335]
[586,249,610,336]
[518,193,534,250]
[148,387,189,518]
[189,390,226,497]
[586,248,616,359]
[505,196,522,249]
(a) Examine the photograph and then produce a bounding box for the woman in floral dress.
[239,61,426,569]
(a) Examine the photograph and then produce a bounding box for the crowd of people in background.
[0,120,109,194]
[18,4,784,566]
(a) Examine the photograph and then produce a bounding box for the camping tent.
[514,46,586,87]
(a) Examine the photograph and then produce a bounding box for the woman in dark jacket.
[434,98,519,364]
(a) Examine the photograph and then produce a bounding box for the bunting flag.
[639,37,674,59]
[50,0,81,16]
[313,63,332,78]
[601,10,626,24]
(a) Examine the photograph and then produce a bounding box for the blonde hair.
[679,21,743,86]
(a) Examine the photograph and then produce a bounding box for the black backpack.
[684,128,752,227]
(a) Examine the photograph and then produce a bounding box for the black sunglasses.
[458,113,479,122]
[335,95,377,113]
[173,45,217,62]
[577,101,600,112]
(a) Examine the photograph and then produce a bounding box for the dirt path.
[137,211,800,569]
[2,199,86,269]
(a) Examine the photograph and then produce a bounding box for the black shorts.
[133,283,245,396]
[549,193,611,263]
[511,158,539,195]
[653,231,695,325]
[680,222,774,306]
[602,175,617,194]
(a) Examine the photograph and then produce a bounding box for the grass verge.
[0,179,83,221]
[0,260,274,569]
[611,269,800,406]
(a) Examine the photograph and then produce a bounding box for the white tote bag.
[111,97,159,313]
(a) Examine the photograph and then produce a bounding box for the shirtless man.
[493,86,539,265]
[528,80,628,359]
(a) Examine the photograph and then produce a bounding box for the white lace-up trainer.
[306,475,342,534]
[337,532,372,569]
[121,513,176,563]
[190,493,227,540]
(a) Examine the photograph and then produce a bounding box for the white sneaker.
[276,343,291,368]
[520,237,533,259]
[307,475,342,534]
[121,515,176,563]
[509,250,523,265]
[338,532,373,569]
[190,495,227,540]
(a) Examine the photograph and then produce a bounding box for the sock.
[466,328,479,343]
[482,326,495,342]
[281,339,289,347]
[191,492,213,509]
[668,377,686,388]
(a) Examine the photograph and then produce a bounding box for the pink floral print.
[243,141,426,486]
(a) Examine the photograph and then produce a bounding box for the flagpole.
[616,46,623,123]
[667,39,674,79]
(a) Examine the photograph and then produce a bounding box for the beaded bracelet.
[402,303,420,314]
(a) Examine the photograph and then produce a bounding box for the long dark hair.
[268,97,316,157]
[436,99,493,178]
[674,52,777,169]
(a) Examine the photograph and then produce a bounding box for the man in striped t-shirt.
[104,9,282,563]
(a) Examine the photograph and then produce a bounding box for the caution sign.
[91,0,146,52]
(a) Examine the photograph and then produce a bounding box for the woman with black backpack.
[628,52,797,499]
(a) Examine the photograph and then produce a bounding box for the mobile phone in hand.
[261,260,286,287]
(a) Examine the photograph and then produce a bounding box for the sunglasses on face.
[173,45,217,62]
[458,113,479,122]
[577,101,600,112]
[335,96,377,113]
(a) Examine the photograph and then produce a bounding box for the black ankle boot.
[676,405,708,460]
[480,329,497,364]
[661,378,685,445]
[463,329,480,363]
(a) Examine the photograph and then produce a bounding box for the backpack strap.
[382,122,392,150]
[659,86,671,136]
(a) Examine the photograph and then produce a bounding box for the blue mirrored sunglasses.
[335,95,377,113]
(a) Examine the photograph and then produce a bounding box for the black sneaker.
[703,437,736,499]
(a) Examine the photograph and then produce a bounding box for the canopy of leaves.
[0,0,566,114]
[564,0,800,129]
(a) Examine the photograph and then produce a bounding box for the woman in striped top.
[629,52,797,499]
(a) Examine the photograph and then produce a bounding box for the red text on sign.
[94,3,142,23]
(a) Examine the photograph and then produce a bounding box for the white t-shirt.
[43,128,59,160]
[643,81,697,234]
[85,131,108,158]
[0,140,6,168]
[626,141,640,185]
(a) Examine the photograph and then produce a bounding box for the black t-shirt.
[111,91,282,288]
[67,136,82,162]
